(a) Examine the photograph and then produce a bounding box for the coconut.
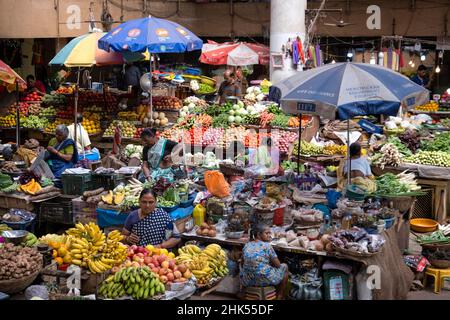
[152,112,159,120]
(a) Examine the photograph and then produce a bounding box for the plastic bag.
[204,170,230,198]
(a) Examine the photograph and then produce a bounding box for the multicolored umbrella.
[0,59,26,92]
[98,16,203,54]
[200,40,269,66]
[49,32,144,67]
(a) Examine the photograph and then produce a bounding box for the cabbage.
[256,93,265,101]
[182,106,189,112]
[233,104,240,110]
[228,116,235,123]
[235,116,242,124]
[238,100,244,108]
[240,109,248,116]
[229,109,235,116]
[180,111,187,117]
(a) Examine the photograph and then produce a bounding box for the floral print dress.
[240,241,287,287]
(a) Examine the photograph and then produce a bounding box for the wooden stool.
[423,267,450,294]
[244,286,277,300]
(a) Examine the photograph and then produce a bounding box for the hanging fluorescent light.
[436,65,441,73]
[420,54,426,61]
[411,62,415,68]
[331,59,336,64]
[408,60,413,66]
[446,88,450,94]
[378,52,384,58]
[347,52,353,58]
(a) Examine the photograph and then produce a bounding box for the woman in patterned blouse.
[240,223,289,299]
[122,189,181,248]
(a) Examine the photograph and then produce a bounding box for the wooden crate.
[0,194,34,211]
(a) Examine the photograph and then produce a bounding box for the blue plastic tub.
[179,193,197,208]
[383,217,396,229]
[78,148,100,161]
[157,204,179,213]
[96,208,129,228]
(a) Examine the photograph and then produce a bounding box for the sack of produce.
[204,171,230,198]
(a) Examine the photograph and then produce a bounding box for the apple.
[161,261,170,269]
[174,271,182,279]
[168,260,176,270]
[167,273,175,282]
[159,268,168,276]
[160,275,168,284]
[132,256,140,262]
[157,255,166,264]
[131,262,140,268]
[136,253,144,258]
[151,267,159,274]
[144,257,152,265]
[130,245,138,251]
[148,263,155,269]
[183,270,192,279]
[177,264,187,273]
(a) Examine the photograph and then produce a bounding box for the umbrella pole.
[74,68,80,146]
[297,114,302,175]
[347,118,351,186]
[15,81,20,145]
[149,53,153,128]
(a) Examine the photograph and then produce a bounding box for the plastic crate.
[92,173,125,190]
[72,197,98,224]
[40,201,73,224]
[62,173,93,195]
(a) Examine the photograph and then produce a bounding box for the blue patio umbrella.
[276,62,429,184]
[98,16,203,54]
[276,62,429,120]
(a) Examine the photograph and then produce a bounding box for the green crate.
[92,173,125,190]
[62,173,93,195]
[40,201,73,225]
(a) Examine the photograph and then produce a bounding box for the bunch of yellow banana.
[67,224,127,273]
[201,244,229,278]
[175,244,202,265]
[189,255,214,285]
[323,144,347,156]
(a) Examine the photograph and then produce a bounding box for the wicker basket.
[429,259,450,269]
[0,268,41,294]
[333,245,378,258]
[219,163,245,176]
[383,196,415,213]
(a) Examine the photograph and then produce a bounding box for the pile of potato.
[0,244,42,280]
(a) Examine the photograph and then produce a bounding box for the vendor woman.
[240,223,288,300]
[46,125,78,179]
[122,189,181,248]
[140,129,178,181]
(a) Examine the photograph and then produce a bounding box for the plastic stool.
[423,267,450,294]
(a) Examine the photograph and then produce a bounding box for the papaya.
[102,191,114,205]
[114,192,125,205]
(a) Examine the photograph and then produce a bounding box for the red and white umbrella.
[200,40,269,66]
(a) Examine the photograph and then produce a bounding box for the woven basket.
[219,163,245,176]
[0,268,41,294]
[333,245,378,258]
[429,259,450,269]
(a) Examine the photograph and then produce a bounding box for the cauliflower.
[256,93,265,101]
[190,80,200,91]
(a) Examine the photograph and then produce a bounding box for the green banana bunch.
[23,233,38,247]
[98,266,166,300]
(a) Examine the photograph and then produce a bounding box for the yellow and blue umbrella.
[49,32,145,67]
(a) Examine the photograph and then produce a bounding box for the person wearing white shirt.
[67,113,91,154]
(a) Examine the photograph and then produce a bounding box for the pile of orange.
[416,101,439,112]
[50,242,72,266]
[82,112,101,135]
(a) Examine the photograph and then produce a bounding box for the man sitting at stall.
[67,113,91,154]
[46,124,78,179]
[340,142,376,192]
[240,223,289,300]
[122,189,181,248]
[140,129,178,182]
[217,69,242,104]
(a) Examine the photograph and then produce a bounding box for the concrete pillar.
[270,0,306,85]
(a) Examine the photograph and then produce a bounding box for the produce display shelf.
[411,110,450,115]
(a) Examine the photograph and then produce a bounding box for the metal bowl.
[226,231,244,239]
[1,230,29,245]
